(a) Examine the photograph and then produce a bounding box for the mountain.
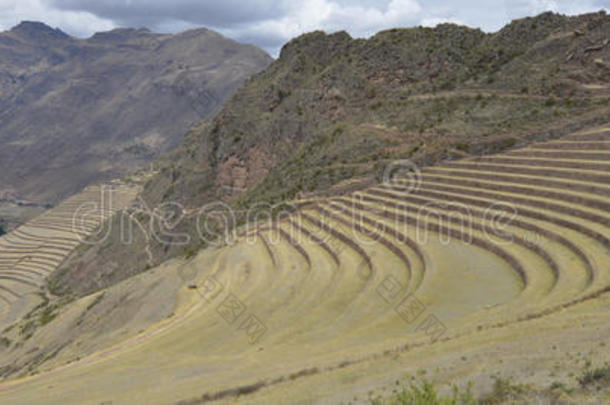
[0,21,272,207]
[52,11,610,297]
[0,11,609,403]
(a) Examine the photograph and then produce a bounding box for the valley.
[0,9,609,405]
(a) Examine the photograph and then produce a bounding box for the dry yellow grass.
[0,126,609,404]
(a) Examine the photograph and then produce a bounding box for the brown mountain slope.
[0,21,272,206]
[52,10,610,298]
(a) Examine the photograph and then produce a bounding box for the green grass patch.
[371,379,477,405]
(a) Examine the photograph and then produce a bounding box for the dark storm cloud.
[49,0,289,26]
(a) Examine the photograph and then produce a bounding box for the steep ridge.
[51,11,610,298]
[0,123,607,403]
[0,21,272,208]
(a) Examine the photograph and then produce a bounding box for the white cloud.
[50,0,287,27]
[420,17,465,27]
[529,0,560,14]
[213,0,424,54]
[0,0,115,37]
[0,0,607,54]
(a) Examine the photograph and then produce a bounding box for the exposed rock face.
[216,148,274,197]
[52,11,610,297]
[146,11,610,207]
[0,22,272,205]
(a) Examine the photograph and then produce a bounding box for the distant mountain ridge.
[0,21,272,206]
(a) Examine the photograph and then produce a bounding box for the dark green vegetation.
[370,379,477,404]
[372,368,610,404]
[52,11,610,297]
[0,298,62,376]
[0,220,5,236]
[578,363,610,388]
[0,21,271,207]
[3,293,60,343]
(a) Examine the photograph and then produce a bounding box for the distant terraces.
[0,184,139,322]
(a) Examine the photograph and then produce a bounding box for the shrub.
[0,336,11,348]
[182,244,201,260]
[373,379,477,404]
[549,381,572,394]
[455,142,470,152]
[578,363,610,388]
[86,292,105,312]
[479,376,530,404]
[38,304,58,327]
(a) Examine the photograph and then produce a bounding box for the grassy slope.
[51,11,610,298]
[1,12,607,402]
[0,123,608,403]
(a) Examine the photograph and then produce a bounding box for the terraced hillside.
[57,11,610,296]
[0,125,607,403]
[0,183,139,331]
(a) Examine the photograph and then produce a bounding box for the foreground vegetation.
[0,11,609,405]
[372,364,610,405]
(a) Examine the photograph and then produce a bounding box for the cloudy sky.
[0,0,607,55]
